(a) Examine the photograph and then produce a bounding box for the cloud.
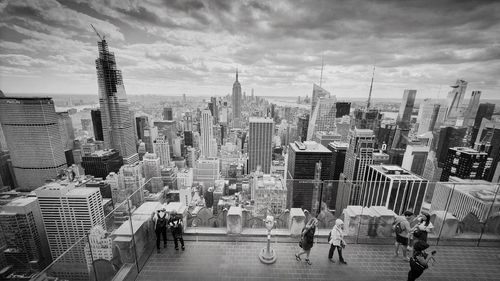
[0,0,499,98]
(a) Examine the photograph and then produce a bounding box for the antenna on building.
[90,24,105,41]
[367,66,375,109]
[319,55,324,87]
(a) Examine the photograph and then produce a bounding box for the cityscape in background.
[1,1,500,281]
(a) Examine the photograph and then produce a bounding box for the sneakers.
[339,260,348,265]
[175,247,179,251]
[295,253,301,261]
[328,258,335,263]
[305,259,312,265]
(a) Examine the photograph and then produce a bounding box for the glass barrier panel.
[479,183,500,246]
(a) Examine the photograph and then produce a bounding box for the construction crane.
[90,24,105,41]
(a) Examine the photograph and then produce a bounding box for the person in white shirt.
[328,219,347,264]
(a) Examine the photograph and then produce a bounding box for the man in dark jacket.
[153,208,168,253]
[168,210,185,250]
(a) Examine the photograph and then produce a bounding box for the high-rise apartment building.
[0,196,51,273]
[440,147,491,181]
[200,109,216,158]
[81,149,123,179]
[248,117,274,173]
[232,70,242,128]
[286,141,332,212]
[0,97,67,190]
[361,165,428,215]
[34,181,104,265]
[153,137,170,167]
[91,109,103,141]
[307,97,337,140]
[95,38,137,159]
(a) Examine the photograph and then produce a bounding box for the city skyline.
[1,1,499,99]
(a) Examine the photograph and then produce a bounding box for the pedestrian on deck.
[295,217,318,265]
[411,213,433,243]
[153,208,168,253]
[168,210,185,250]
[393,210,413,261]
[328,219,347,264]
[407,240,436,281]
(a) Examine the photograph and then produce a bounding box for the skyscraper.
[307,96,337,140]
[463,90,481,127]
[297,114,309,142]
[95,38,137,159]
[470,103,495,146]
[397,90,417,130]
[200,109,216,158]
[232,70,242,128]
[440,147,491,181]
[0,97,67,190]
[336,102,351,118]
[91,109,103,141]
[57,111,75,150]
[402,145,429,176]
[163,107,173,121]
[35,180,104,278]
[143,152,161,181]
[362,165,428,214]
[153,137,170,167]
[248,117,274,173]
[474,119,500,182]
[445,79,468,120]
[311,83,331,114]
[81,149,123,179]
[417,100,441,135]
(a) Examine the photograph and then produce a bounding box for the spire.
[236,68,239,82]
[319,55,324,87]
[367,66,375,109]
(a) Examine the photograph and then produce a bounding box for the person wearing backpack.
[408,240,436,281]
[168,210,185,251]
[328,219,347,264]
[393,210,413,261]
[294,217,318,265]
[153,208,169,253]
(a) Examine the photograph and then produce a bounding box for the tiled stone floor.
[137,241,500,281]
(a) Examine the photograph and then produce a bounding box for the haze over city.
[1,0,499,98]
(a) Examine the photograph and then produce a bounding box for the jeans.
[155,227,167,249]
[328,245,345,262]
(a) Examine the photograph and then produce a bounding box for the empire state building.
[95,39,137,161]
[232,69,242,128]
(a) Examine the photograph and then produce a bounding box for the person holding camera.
[328,219,347,264]
[408,240,436,281]
[295,217,318,265]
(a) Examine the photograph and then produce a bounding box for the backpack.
[393,221,403,235]
[157,213,167,229]
[304,227,315,243]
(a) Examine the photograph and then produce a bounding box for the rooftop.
[249,117,274,123]
[289,141,331,153]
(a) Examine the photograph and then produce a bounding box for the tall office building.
[434,126,468,166]
[402,145,429,176]
[143,152,161,181]
[326,141,348,211]
[57,111,75,150]
[286,141,332,212]
[353,108,382,133]
[445,79,468,120]
[35,180,104,275]
[95,38,137,159]
[153,137,170,167]
[338,129,375,212]
[81,149,123,179]
[210,96,219,124]
[0,196,51,273]
[440,147,491,181]
[397,89,417,130]
[118,162,145,206]
[470,103,495,147]
[0,123,7,151]
[362,165,428,214]
[200,109,216,158]
[232,70,242,128]
[311,84,331,114]
[0,151,15,189]
[417,99,441,135]
[474,119,500,182]
[463,91,481,127]
[336,102,351,118]
[135,116,148,141]
[248,117,274,173]
[307,97,337,140]
[297,114,309,142]
[163,107,173,121]
[91,109,104,141]
[0,97,67,191]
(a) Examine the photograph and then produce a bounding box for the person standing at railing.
[295,217,318,265]
[169,210,185,251]
[328,219,348,264]
[153,208,169,254]
[393,210,413,261]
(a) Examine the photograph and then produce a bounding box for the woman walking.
[328,219,347,264]
[408,240,436,281]
[295,217,318,265]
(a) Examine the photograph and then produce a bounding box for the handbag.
[340,240,346,249]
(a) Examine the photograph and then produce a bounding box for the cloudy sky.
[0,0,499,99]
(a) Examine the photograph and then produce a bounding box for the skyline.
[0,0,499,99]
